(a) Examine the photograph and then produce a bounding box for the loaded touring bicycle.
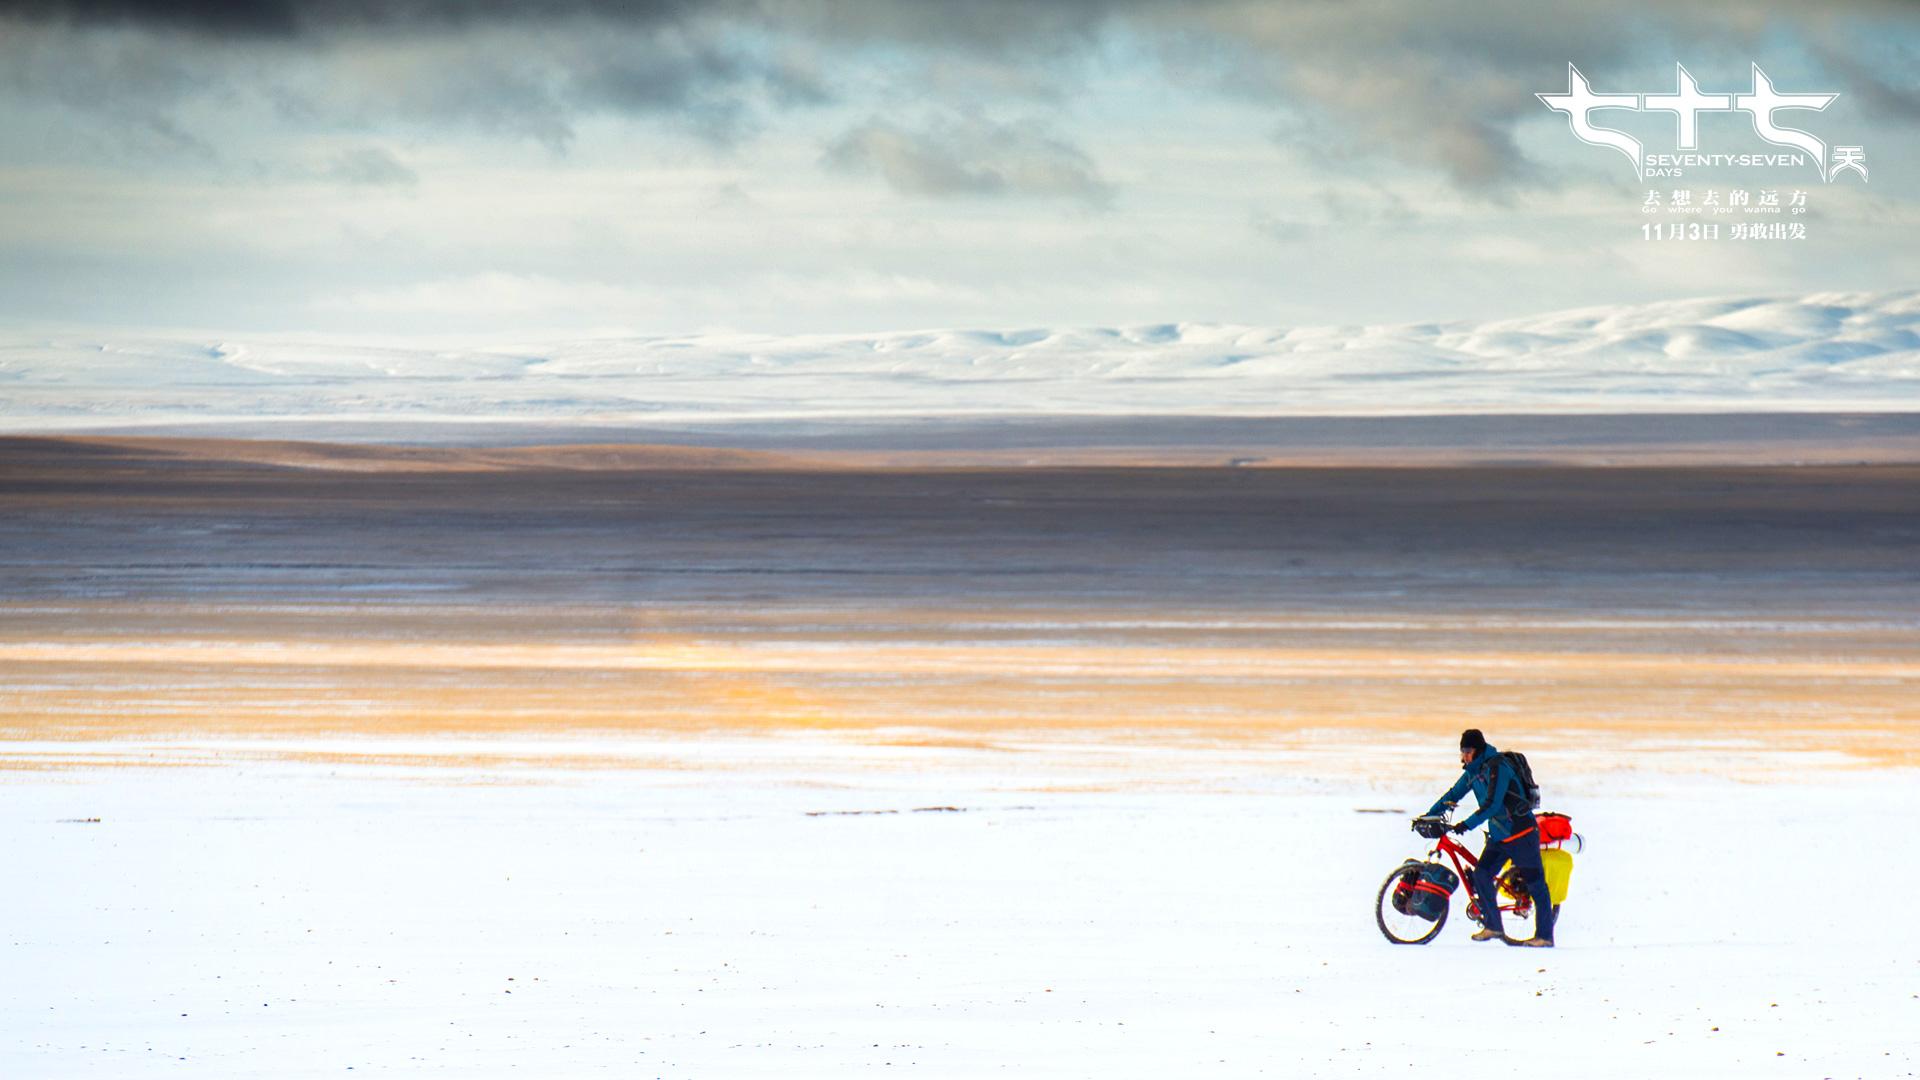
[1375,811,1581,945]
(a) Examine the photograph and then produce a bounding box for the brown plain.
[1,436,1915,772]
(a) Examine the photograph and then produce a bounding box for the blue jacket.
[1427,745,1534,841]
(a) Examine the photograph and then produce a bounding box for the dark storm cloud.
[2,0,1914,188]
[0,0,1148,42]
[0,15,829,151]
[0,0,696,36]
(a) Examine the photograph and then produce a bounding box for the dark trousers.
[1472,829,1555,941]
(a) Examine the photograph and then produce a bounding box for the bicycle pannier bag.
[1390,866,1419,916]
[1541,848,1574,905]
[1409,862,1459,922]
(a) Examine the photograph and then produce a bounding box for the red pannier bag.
[1537,812,1574,846]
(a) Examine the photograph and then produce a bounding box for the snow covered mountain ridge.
[2,290,1916,431]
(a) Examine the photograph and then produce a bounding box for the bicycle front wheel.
[1376,862,1446,945]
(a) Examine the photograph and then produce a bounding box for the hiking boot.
[1507,936,1555,948]
[1470,929,1504,942]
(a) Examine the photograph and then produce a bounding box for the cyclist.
[1425,728,1555,947]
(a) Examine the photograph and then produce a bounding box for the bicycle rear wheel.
[1496,868,1540,941]
[1376,862,1446,945]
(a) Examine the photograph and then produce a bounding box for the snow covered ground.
[4,749,1916,1078]
[3,290,1918,430]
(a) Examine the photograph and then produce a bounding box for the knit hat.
[1459,728,1487,753]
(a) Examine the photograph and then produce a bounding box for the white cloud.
[824,115,1114,204]
[313,273,653,316]
[325,146,419,186]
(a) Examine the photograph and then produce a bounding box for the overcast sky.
[0,0,1915,336]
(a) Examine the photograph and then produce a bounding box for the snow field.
[4,290,1917,427]
[3,756,1916,1077]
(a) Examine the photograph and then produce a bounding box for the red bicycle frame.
[1426,831,1534,924]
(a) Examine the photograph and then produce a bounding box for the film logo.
[1539,64,1868,183]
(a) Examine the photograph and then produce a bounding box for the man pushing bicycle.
[1425,729,1555,948]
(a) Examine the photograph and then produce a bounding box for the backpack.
[1495,750,1542,813]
